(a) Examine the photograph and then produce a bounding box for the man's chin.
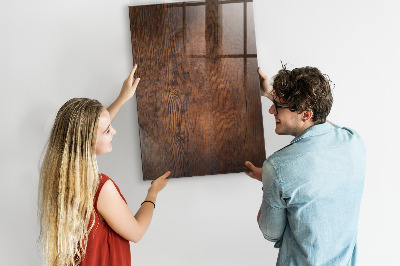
[275,128,290,136]
[275,127,283,135]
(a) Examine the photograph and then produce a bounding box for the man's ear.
[302,109,313,122]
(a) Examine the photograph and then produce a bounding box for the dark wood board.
[129,0,266,180]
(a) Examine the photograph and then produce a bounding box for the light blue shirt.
[258,122,365,266]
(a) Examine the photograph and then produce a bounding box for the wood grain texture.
[129,0,266,180]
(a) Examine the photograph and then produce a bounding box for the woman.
[38,65,170,265]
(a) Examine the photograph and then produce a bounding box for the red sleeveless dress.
[81,173,131,265]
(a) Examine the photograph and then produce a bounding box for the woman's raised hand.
[119,64,140,102]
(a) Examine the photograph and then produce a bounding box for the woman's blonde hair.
[38,98,104,265]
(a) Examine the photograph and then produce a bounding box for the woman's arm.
[97,171,170,243]
[107,64,140,122]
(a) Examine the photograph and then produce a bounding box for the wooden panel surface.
[129,0,266,180]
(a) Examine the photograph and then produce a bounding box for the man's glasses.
[273,100,291,114]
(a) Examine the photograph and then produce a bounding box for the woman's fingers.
[130,64,138,78]
[161,171,171,179]
[132,77,140,89]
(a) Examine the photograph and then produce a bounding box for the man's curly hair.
[272,66,333,125]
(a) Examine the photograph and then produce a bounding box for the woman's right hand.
[149,171,170,194]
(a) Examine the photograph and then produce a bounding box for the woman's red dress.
[80,173,131,266]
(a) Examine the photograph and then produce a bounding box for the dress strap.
[94,173,110,213]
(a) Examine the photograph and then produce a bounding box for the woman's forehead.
[98,109,110,129]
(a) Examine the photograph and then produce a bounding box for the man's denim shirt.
[258,122,365,266]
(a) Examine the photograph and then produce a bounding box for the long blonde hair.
[38,98,103,265]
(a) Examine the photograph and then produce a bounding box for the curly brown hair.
[272,66,333,124]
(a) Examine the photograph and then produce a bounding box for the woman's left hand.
[119,64,140,102]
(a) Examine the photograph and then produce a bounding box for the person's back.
[263,122,365,265]
[245,66,366,265]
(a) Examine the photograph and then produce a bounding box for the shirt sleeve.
[258,160,287,246]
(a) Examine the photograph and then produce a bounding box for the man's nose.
[269,104,276,114]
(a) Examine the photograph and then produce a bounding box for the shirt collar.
[290,122,334,144]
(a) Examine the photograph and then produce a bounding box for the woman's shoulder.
[99,172,110,180]
[98,172,113,185]
[95,173,112,202]
[97,173,127,203]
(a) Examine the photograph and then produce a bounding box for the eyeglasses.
[273,100,291,114]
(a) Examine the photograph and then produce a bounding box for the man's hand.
[258,67,274,101]
[245,161,262,182]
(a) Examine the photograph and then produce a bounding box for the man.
[245,66,365,265]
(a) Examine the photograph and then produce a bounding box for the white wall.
[1,0,398,265]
